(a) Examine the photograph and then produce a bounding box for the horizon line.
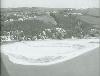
[1,6,99,9]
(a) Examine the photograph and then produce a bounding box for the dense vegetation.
[0,8,100,41]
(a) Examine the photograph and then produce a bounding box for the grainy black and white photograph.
[0,0,100,76]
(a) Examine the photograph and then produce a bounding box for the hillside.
[1,8,100,41]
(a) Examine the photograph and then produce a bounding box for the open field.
[1,39,99,65]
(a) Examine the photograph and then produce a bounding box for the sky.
[1,0,100,8]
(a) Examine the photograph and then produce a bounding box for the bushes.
[1,8,100,41]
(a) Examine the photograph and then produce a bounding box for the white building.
[9,19,14,22]
[18,18,24,21]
